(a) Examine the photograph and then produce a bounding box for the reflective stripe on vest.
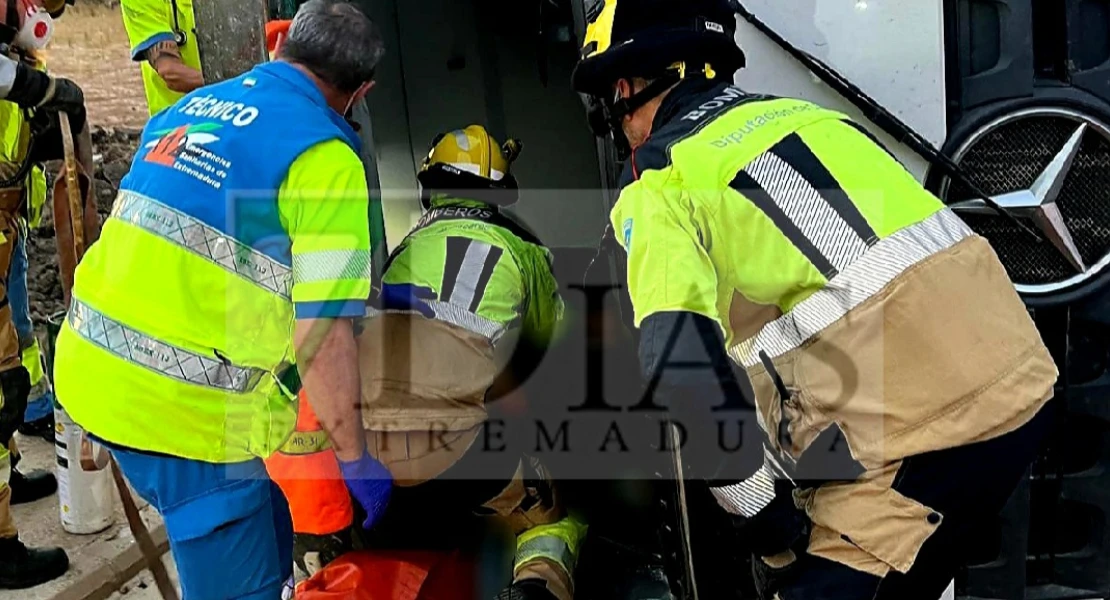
[68,299,269,393]
[728,208,972,368]
[111,190,293,299]
[513,515,588,574]
[365,300,508,342]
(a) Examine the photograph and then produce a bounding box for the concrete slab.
[0,433,170,600]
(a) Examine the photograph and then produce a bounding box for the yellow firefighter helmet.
[417,125,523,208]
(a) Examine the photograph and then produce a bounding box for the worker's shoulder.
[288,139,364,178]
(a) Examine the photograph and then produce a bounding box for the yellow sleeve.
[612,180,721,329]
[279,139,372,320]
[120,0,175,61]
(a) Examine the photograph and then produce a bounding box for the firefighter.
[120,0,203,115]
[0,0,84,589]
[358,125,585,600]
[52,2,393,598]
[12,0,73,443]
[572,1,1058,599]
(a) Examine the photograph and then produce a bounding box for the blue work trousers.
[108,444,294,599]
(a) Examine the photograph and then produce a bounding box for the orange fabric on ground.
[296,550,478,600]
[265,391,354,536]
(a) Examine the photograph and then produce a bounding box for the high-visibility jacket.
[362,199,564,433]
[54,62,373,464]
[120,0,202,115]
[265,389,354,536]
[0,52,44,376]
[614,76,1057,577]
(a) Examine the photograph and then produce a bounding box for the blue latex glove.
[337,451,393,530]
[378,283,437,318]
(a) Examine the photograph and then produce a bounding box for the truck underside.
[300,0,1110,598]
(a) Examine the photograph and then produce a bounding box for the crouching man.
[354,125,585,600]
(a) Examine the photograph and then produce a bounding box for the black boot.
[17,415,55,444]
[0,536,69,589]
[9,468,57,505]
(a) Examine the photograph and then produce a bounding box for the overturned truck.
[231,1,1109,598]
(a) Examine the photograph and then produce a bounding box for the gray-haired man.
[52,1,390,598]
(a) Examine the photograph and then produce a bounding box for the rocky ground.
[27,1,145,327]
[28,127,141,325]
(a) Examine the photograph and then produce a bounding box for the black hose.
[734,3,1044,243]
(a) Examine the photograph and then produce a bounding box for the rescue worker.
[358,125,585,600]
[0,0,84,588]
[120,0,202,115]
[13,0,73,443]
[256,17,362,580]
[572,1,1058,599]
[53,2,394,598]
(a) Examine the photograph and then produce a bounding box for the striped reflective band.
[711,447,795,517]
[442,237,503,313]
[365,301,508,342]
[732,133,879,279]
[711,463,775,517]
[514,515,587,573]
[515,535,575,573]
[729,208,973,368]
[68,299,268,393]
[277,429,331,455]
[292,249,373,284]
[112,190,293,299]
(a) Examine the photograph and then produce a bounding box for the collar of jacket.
[650,75,733,133]
[253,61,361,150]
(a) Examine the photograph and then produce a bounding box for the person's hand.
[10,64,87,131]
[493,579,559,600]
[377,283,436,318]
[40,76,85,115]
[337,451,393,530]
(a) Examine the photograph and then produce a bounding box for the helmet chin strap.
[596,72,681,159]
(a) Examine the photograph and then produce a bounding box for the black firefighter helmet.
[571,0,746,153]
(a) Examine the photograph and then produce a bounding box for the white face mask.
[15,5,53,51]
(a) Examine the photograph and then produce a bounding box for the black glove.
[731,479,810,559]
[0,367,31,445]
[7,64,86,133]
[42,77,86,118]
[493,579,559,600]
[6,62,52,108]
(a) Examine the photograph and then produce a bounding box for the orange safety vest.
[265,390,354,536]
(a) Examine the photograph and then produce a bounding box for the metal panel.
[735,1,947,180]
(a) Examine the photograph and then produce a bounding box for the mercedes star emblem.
[950,123,1088,273]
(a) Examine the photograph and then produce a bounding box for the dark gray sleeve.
[639,310,766,482]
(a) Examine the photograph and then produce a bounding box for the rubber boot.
[0,536,69,589]
[9,468,57,505]
[292,528,353,576]
[16,415,55,444]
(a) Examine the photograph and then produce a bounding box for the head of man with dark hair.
[278,0,386,117]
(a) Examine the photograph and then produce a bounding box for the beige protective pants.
[359,314,575,600]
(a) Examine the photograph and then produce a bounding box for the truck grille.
[941,109,1110,291]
